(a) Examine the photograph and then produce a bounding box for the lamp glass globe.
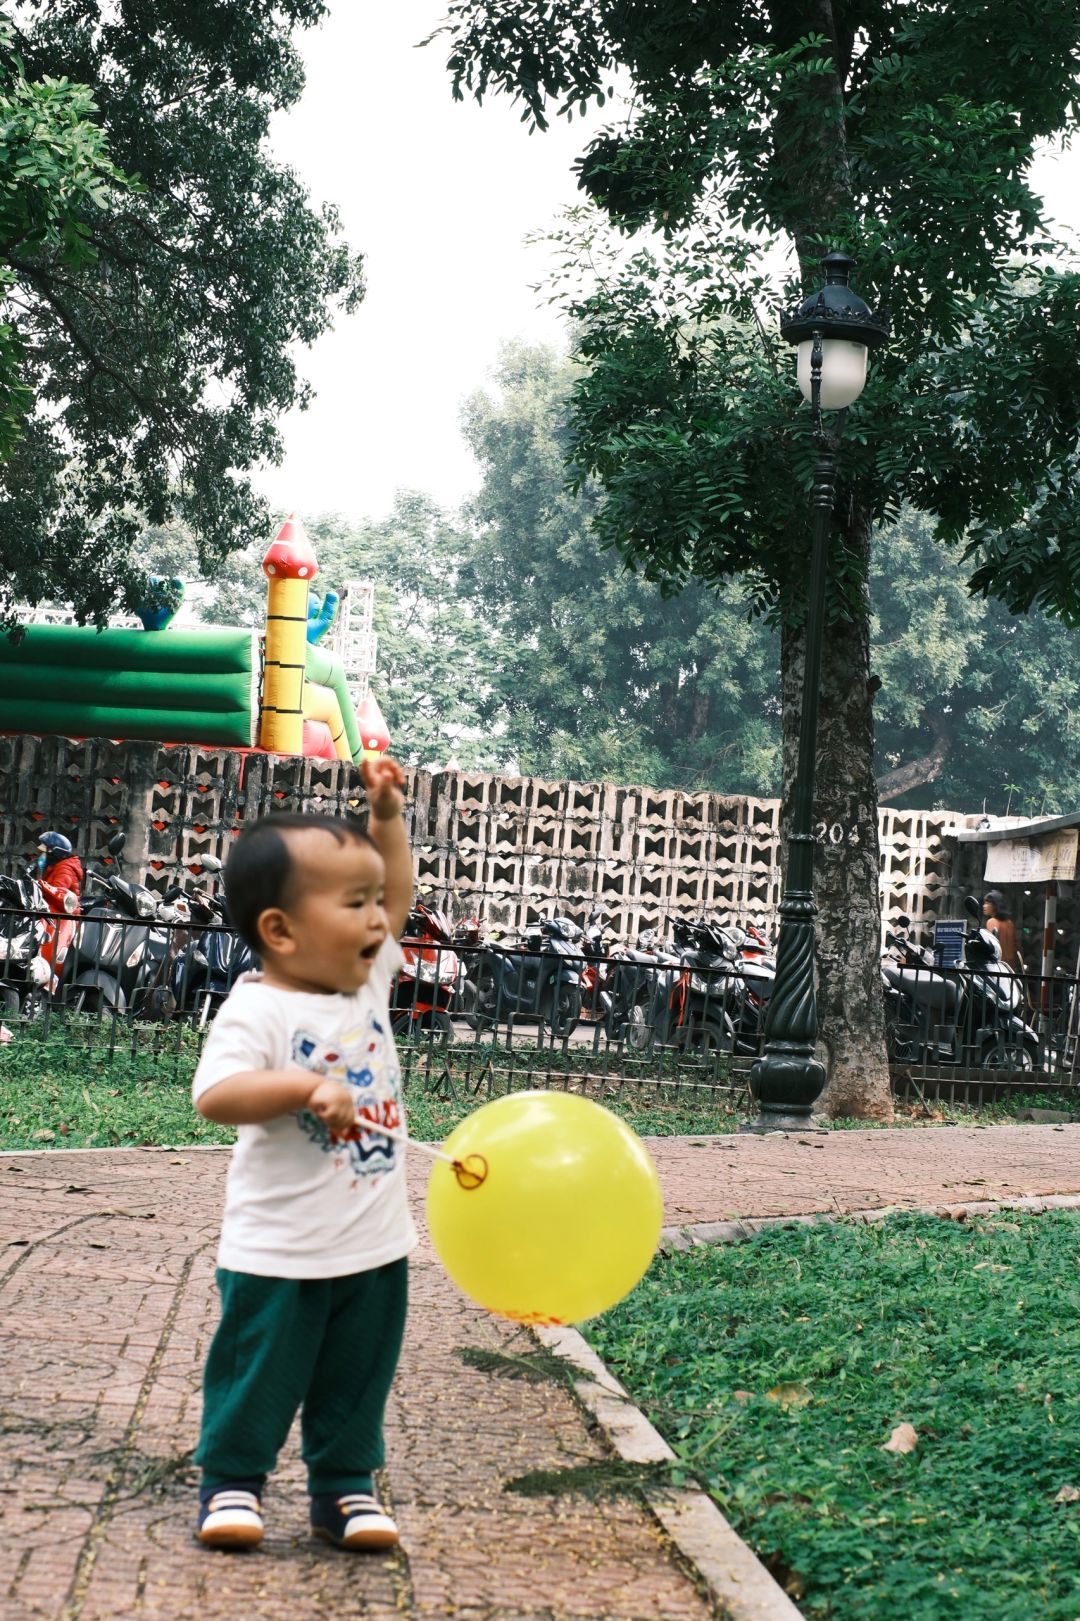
[796,338,868,410]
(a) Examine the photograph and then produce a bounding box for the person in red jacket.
[36,832,84,917]
[34,832,83,990]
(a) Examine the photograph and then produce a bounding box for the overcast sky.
[257,2,605,523]
[257,3,1080,526]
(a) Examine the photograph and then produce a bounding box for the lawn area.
[585,1211,1080,1621]
[0,1022,1077,1150]
[0,1024,751,1148]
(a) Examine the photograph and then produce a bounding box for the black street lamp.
[747,251,890,1132]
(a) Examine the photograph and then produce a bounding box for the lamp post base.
[739,1103,824,1135]
[744,1048,827,1133]
[745,885,827,1133]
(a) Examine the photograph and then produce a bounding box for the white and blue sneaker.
[196,1485,263,1548]
[310,1491,399,1551]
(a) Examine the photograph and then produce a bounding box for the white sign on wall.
[984,828,1079,884]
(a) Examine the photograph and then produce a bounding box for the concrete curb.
[533,1322,804,1621]
[660,1192,1080,1252]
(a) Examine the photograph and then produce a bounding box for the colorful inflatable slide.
[0,516,391,763]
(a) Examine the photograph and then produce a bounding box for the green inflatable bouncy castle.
[0,624,258,748]
[1,517,390,762]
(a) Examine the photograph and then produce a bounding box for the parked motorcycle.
[604,926,682,1049]
[459,915,584,1037]
[391,897,460,1042]
[64,853,189,1018]
[602,912,773,1055]
[699,917,777,1057]
[168,857,256,1026]
[882,896,1041,1071]
[452,915,483,950]
[569,909,619,1028]
[641,918,738,1054]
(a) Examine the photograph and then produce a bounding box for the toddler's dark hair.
[224,813,374,952]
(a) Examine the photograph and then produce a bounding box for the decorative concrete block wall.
[410,770,978,937]
[0,735,366,884]
[0,737,978,939]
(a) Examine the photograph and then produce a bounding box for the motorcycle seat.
[883,963,959,1014]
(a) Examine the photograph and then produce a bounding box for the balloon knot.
[452,1153,488,1191]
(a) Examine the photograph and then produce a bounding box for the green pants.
[196,1258,408,1496]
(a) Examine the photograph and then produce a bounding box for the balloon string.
[370,1123,453,1165]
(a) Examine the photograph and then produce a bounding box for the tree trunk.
[764,0,893,1119]
[780,505,893,1120]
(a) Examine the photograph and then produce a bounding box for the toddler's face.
[261,830,389,995]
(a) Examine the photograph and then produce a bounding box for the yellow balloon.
[425,1091,664,1325]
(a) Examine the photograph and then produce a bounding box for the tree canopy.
[433,0,1080,1116]
[0,1,362,629]
[459,342,782,790]
[0,18,130,468]
[445,3,1080,628]
[466,345,1080,814]
[872,512,1080,816]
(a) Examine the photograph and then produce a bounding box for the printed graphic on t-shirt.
[291,1011,402,1181]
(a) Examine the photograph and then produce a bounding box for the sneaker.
[310,1491,399,1551]
[196,1486,263,1548]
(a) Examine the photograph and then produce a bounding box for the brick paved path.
[2,1123,1078,1620]
[656,1120,1080,1224]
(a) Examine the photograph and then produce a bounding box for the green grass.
[0,1020,1077,1151]
[405,1083,750,1144]
[585,1211,1080,1620]
[0,1025,749,1149]
[0,1029,234,1149]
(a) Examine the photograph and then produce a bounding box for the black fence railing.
[2,905,1079,1099]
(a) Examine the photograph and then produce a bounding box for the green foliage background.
[434,1,1080,624]
[143,340,1080,814]
[0,1,362,629]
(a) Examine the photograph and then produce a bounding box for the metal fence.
[2,905,1078,1104]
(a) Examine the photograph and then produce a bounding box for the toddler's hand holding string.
[305,1077,356,1136]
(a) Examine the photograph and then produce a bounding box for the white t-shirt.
[192,938,417,1278]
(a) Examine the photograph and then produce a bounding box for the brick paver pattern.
[2,1121,1078,1619]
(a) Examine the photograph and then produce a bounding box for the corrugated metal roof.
[954,811,1080,844]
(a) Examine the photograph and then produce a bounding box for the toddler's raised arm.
[362,756,413,940]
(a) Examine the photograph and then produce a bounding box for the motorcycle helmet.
[36,830,73,873]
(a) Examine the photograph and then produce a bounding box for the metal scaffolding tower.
[329,578,377,706]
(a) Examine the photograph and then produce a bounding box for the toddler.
[191,757,414,1552]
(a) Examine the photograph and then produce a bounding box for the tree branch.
[875,711,952,802]
[7,255,170,421]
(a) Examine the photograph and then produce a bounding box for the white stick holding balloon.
[341,1119,488,1189]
